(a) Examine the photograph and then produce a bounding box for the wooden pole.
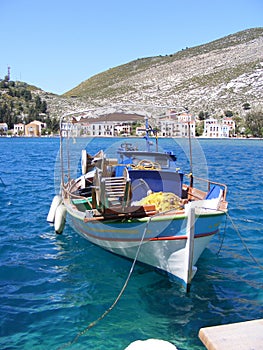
[188,120,194,188]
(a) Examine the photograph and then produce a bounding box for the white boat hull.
[65,204,225,287]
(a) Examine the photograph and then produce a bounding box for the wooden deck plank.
[199,319,263,350]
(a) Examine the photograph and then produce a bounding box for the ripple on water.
[0,138,262,350]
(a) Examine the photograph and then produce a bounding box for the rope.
[58,216,153,350]
[226,212,263,271]
[216,212,228,256]
[0,176,6,187]
[183,203,262,271]
[58,203,262,349]
[199,206,263,270]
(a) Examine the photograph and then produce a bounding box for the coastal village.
[1,27,262,140]
[0,112,236,138]
[1,4,263,347]
[60,110,236,138]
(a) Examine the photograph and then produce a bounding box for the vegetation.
[0,76,59,134]
[245,110,263,137]
[64,28,263,99]
[1,27,262,138]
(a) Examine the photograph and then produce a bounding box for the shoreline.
[0,135,262,140]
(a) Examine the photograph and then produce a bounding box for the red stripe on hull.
[150,230,218,241]
[71,217,218,243]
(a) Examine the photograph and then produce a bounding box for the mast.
[144,116,150,152]
[187,112,194,187]
[154,128,158,152]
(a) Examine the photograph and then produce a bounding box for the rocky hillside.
[54,27,262,116]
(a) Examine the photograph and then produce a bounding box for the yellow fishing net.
[139,192,182,212]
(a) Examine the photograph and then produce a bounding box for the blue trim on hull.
[69,212,222,243]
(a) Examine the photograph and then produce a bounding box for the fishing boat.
[47,105,228,291]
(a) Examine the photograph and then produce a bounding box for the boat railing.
[63,185,87,200]
[191,175,227,202]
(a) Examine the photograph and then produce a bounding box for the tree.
[0,80,7,88]
[21,89,32,101]
[27,106,38,122]
[40,100,47,113]
[0,81,50,131]
[198,111,210,120]
[45,116,59,132]
[232,115,243,135]
[224,110,233,118]
[198,111,205,120]
[242,102,251,110]
[51,118,60,132]
[195,121,204,136]
[245,111,263,137]
[35,96,42,111]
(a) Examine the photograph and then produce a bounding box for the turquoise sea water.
[0,137,262,350]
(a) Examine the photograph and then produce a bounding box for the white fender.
[54,204,67,234]
[81,149,87,175]
[125,339,178,349]
[47,195,62,223]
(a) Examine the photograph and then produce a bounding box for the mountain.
[59,27,263,115]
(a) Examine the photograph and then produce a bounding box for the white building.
[81,121,132,137]
[61,121,80,137]
[135,127,146,136]
[203,117,235,138]
[0,122,8,134]
[13,123,25,135]
[158,112,195,137]
[88,121,115,136]
[223,117,235,135]
[77,113,144,137]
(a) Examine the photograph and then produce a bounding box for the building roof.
[80,112,145,123]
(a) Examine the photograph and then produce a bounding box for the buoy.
[54,203,67,234]
[47,195,62,223]
[125,339,178,349]
[81,149,87,175]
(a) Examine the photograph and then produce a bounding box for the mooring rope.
[193,203,263,270]
[216,211,228,256]
[0,176,6,187]
[226,211,263,271]
[58,205,263,349]
[58,216,153,350]
[202,207,263,270]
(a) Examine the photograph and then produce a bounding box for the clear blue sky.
[1,0,262,95]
